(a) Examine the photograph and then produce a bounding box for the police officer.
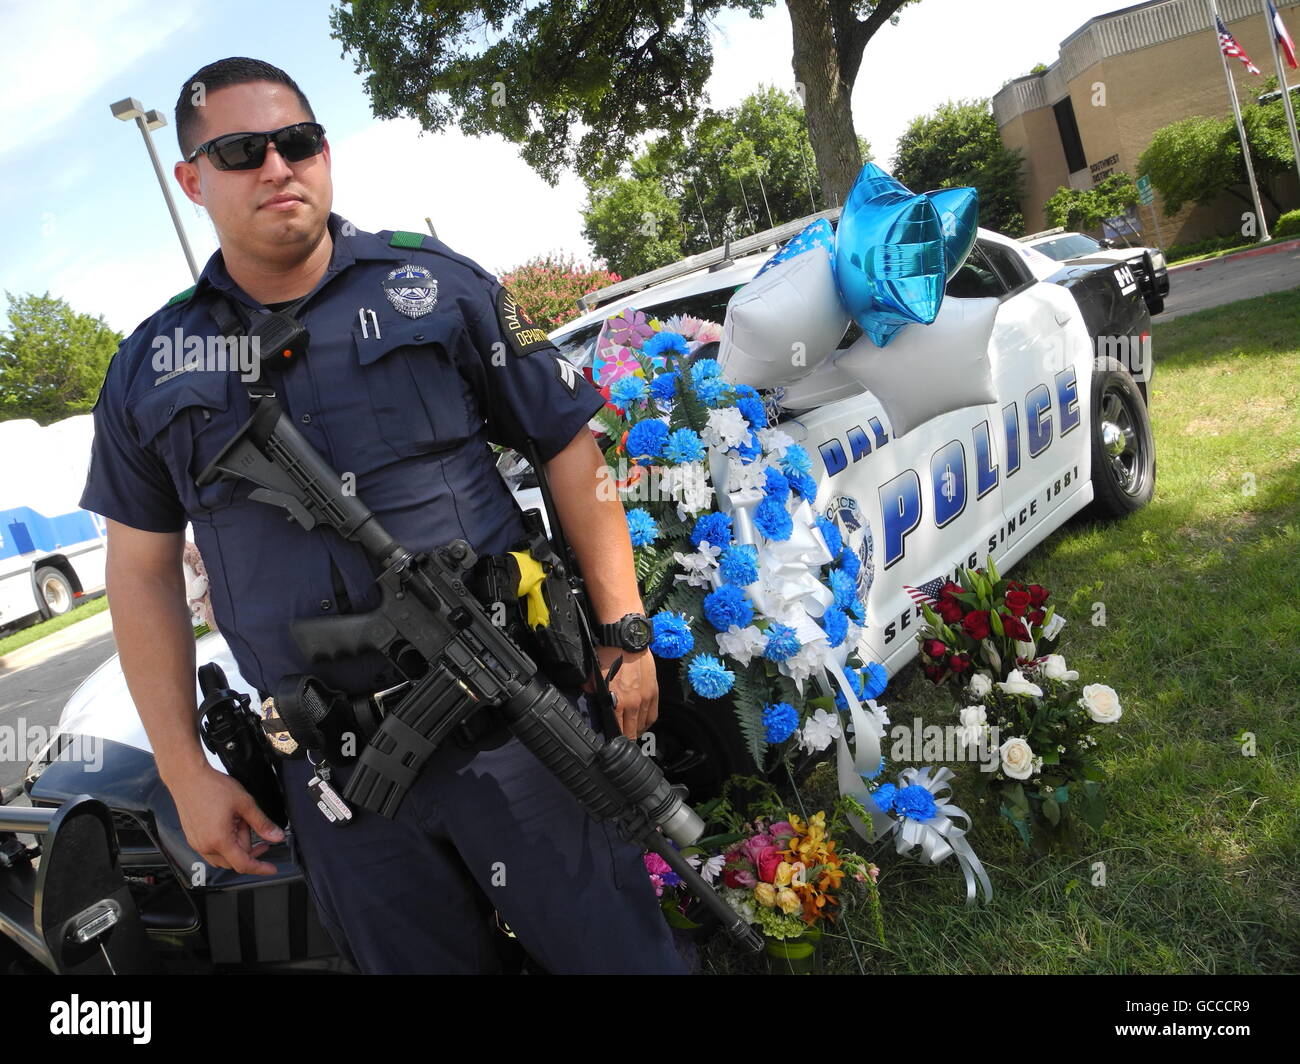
[80,57,686,974]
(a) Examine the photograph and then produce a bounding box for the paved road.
[1160,243,1300,321]
[0,609,117,795]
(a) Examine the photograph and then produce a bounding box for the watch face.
[623,615,652,650]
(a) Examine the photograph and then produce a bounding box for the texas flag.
[1267,0,1298,69]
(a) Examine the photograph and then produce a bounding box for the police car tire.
[35,567,75,620]
[1144,292,1165,316]
[1089,357,1155,518]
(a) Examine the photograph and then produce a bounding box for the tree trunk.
[787,0,862,210]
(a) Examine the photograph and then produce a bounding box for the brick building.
[992,0,1300,245]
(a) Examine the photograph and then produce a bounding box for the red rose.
[940,581,965,601]
[1005,589,1031,616]
[948,653,972,674]
[1028,584,1050,608]
[962,610,991,640]
[1029,609,1046,626]
[923,663,947,683]
[936,598,964,624]
[756,847,785,884]
[1000,613,1030,641]
[923,638,948,661]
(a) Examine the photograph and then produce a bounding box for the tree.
[328,0,916,207]
[891,99,1026,235]
[1137,97,1295,221]
[0,293,120,425]
[1044,173,1139,233]
[497,253,622,331]
[582,86,869,275]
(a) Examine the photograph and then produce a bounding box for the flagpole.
[1261,0,1300,189]
[1210,0,1272,240]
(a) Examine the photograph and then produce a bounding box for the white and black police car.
[1,211,1155,974]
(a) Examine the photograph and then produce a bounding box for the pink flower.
[768,821,795,840]
[741,834,773,867]
[643,852,673,877]
[596,346,640,387]
[606,307,655,349]
[649,874,665,897]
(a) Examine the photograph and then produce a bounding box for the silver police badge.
[383,264,438,318]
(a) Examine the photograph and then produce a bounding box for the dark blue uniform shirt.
[81,214,605,697]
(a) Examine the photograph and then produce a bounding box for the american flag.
[1217,14,1261,74]
[1268,0,1297,69]
[904,577,947,607]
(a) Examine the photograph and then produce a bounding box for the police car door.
[979,238,1092,569]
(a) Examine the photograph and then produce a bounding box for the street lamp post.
[110,97,200,281]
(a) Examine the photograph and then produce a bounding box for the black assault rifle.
[197,396,763,953]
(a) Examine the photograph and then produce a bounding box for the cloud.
[0,0,197,155]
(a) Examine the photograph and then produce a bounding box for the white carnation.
[702,407,751,450]
[799,707,842,753]
[715,624,767,667]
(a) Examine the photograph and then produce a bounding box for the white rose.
[957,706,987,749]
[1080,683,1123,723]
[999,736,1036,780]
[1041,654,1080,682]
[968,672,993,699]
[997,669,1044,698]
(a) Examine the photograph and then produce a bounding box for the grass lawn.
[0,594,109,659]
[701,287,1300,974]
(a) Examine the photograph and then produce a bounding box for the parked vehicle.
[1,211,1156,974]
[0,415,107,633]
[1019,227,1169,316]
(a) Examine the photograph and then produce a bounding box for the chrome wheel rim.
[41,575,71,614]
[1098,387,1144,496]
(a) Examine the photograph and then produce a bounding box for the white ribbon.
[887,766,993,906]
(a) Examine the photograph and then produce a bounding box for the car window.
[945,244,1008,299]
[980,240,1035,294]
[1031,234,1102,260]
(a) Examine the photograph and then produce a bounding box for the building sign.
[1089,153,1120,183]
[1103,208,1142,240]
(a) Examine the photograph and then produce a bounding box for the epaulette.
[165,285,197,307]
[389,231,428,249]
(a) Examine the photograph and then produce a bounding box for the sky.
[0,0,1137,336]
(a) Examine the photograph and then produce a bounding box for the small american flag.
[1217,15,1262,74]
[904,577,947,607]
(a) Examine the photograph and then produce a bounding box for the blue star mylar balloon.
[754,217,836,278]
[926,186,979,280]
[833,163,947,348]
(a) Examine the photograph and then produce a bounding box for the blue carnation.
[829,568,857,611]
[693,375,728,408]
[838,549,861,581]
[763,622,800,663]
[643,331,689,359]
[863,755,886,782]
[732,384,759,400]
[762,467,790,501]
[703,585,754,631]
[625,508,658,547]
[870,783,898,814]
[754,496,793,541]
[663,428,705,464]
[690,512,733,549]
[687,654,735,699]
[894,784,937,821]
[820,606,849,648]
[787,470,817,502]
[762,702,800,744]
[847,596,866,623]
[719,544,759,586]
[779,444,812,477]
[736,396,767,428]
[861,661,888,700]
[625,419,668,465]
[648,371,679,404]
[650,612,694,659]
[736,432,763,464]
[814,516,842,558]
[690,358,723,381]
[609,376,648,407]
[833,668,865,711]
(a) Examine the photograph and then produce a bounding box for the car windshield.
[1030,234,1104,261]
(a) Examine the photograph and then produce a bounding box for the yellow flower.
[754,882,777,908]
[774,861,795,887]
[776,889,802,915]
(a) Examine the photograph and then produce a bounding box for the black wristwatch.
[595,613,652,653]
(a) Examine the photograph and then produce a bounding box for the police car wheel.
[35,567,75,620]
[1090,357,1155,518]
[1144,292,1164,315]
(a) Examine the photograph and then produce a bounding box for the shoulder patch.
[165,285,196,307]
[495,287,555,357]
[389,231,427,249]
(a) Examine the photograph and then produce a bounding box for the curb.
[1169,237,1300,273]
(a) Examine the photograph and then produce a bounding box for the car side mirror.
[1098,238,1114,249]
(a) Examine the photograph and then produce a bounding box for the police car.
[1019,228,1170,316]
[1,211,1155,973]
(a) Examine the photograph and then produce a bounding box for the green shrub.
[1166,234,1253,262]
[1273,209,1300,238]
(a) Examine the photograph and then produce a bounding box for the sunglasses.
[186,121,326,171]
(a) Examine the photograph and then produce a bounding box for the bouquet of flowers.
[915,563,1124,850]
[591,306,883,771]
